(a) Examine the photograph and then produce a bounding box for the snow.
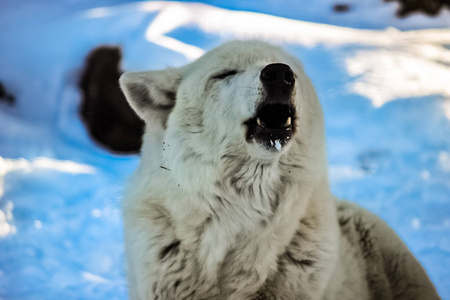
[0,1,449,299]
[274,140,282,151]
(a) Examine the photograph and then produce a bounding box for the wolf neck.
[163,150,335,288]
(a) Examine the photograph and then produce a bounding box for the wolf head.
[120,41,327,193]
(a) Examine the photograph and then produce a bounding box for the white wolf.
[119,40,440,300]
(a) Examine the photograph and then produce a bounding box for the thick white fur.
[119,41,440,299]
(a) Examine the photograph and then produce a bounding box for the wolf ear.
[119,68,181,126]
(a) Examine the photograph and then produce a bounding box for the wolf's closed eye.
[212,70,238,80]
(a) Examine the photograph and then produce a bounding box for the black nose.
[260,63,295,91]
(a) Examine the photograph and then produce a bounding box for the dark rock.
[333,3,351,13]
[0,82,15,105]
[385,0,450,17]
[79,46,144,154]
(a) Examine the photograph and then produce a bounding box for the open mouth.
[244,103,296,151]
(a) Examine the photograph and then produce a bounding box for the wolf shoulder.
[334,200,440,300]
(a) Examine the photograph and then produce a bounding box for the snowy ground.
[0,1,449,299]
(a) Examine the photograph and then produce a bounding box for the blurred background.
[0,0,449,299]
